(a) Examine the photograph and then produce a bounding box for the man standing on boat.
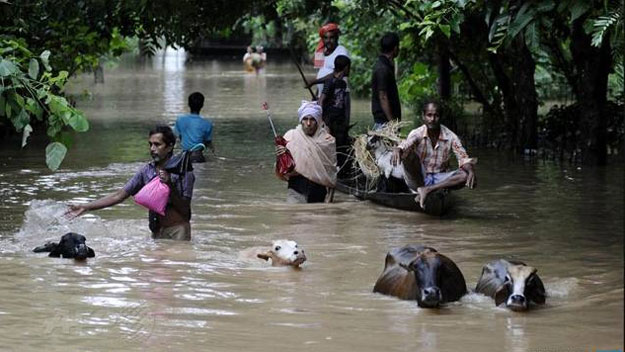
[275,101,337,203]
[174,92,214,163]
[311,23,350,95]
[391,100,476,209]
[371,32,401,130]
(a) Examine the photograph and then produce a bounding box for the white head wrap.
[297,100,322,123]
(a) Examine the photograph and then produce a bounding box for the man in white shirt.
[312,23,350,94]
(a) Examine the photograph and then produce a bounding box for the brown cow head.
[399,249,445,308]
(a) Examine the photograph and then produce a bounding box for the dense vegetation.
[0,0,257,170]
[243,0,624,164]
[1,0,623,169]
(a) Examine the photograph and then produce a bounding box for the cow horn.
[257,252,271,261]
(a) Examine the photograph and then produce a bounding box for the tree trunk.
[437,39,451,99]
[489,36,538,152]
[437,38,453,129]
[93,61,104,84]
[569,18,611,165]
[273,7,284,48]
[516,37,538,151]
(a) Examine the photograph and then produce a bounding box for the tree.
[0,39,88,170]
[488,0,622,163]
[0,0,260,170]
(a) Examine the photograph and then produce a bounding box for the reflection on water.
[0,49,622,351]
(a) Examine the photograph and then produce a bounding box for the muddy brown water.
[0,49,623,351]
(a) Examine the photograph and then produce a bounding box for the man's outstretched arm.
[66,189,130,218]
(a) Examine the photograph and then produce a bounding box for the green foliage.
[239,15,274,46]
[45,142,68,171]
[1,0,621,165]
[0,39,89,171]
[334,1,402,97]
[589,2,623,77]
[540,100,624,158]
[398,62,437,103]
[591,12,619,46]
[0,0,264,170]
[608,62,624,99]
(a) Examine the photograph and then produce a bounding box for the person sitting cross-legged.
[391,100,477,208]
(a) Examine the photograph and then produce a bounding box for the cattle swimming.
[373,245,467,308]
[475,259,546,311]
[33,232,95,260]
[256,239,307,268]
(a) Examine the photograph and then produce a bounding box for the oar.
[289,46,317,101]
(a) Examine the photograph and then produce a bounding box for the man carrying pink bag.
[66,125,195,240]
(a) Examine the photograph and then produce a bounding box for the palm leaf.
[591,12,620,47]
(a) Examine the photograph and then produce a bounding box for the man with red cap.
[309,23,350,99]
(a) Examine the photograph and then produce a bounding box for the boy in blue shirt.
[174,92,214,163]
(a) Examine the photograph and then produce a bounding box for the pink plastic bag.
[134,177,170,216]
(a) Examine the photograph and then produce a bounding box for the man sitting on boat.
[275,101,337,203]
[391,100,477,208]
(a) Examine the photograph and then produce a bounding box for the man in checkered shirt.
[391,100,477,209]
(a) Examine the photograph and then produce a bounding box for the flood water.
[0,49,623,352]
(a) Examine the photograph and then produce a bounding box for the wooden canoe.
[335,178,453,216]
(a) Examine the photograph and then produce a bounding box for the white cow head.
[257,240,307,267]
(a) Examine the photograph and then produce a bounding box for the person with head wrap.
[307,23,350,100]
[275,101,337,203]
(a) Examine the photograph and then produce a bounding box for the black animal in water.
[373,245,467,308]
[33,232,95,260]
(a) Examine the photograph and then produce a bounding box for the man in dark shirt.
[371,32,401,129]
[319,55,351,147]
[66,125,195,240]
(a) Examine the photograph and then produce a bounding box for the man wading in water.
[66,125,195,240]
[275,101,337,203]
[174,92,214,163]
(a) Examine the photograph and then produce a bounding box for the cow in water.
[255,240,307,268]
[33,232,95,260]
[475,259,546,311]
[373,245,467,308]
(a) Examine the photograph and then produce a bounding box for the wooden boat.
[335,177,453,216]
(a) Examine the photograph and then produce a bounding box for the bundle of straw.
[352,135,380,180]
[367,120,409,145]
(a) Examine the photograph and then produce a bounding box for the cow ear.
[48,244,62,257]
[494,285,510,306]
[257,252,271,261]
[526,274,546,305]
[439,258,467,301]
[399,261,415,272]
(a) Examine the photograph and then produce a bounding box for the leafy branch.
[0,39,89,171]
